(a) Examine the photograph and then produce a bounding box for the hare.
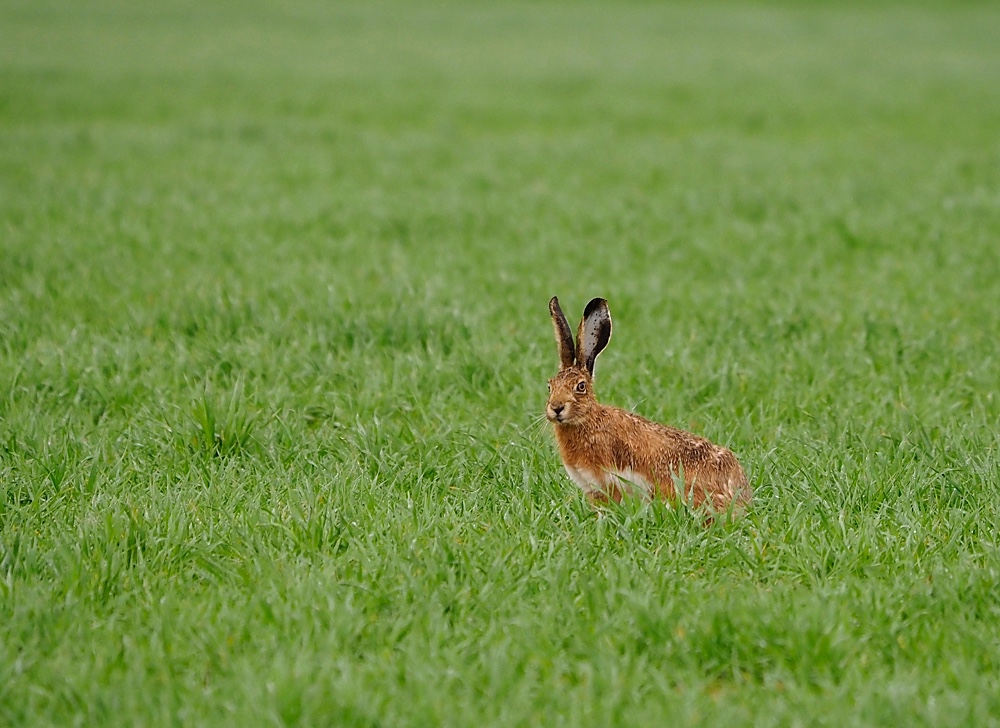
[546,296,750,513]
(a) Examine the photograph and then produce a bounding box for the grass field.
[2,0,1000,725]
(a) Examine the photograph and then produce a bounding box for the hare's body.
[546,297,750,512]
[553,399,749,509]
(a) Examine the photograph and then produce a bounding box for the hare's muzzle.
[547,403,566,422]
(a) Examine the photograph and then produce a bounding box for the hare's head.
[546,297,612,425]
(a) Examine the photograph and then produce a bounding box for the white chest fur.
[563,464,655,498]
[563,464,600,493]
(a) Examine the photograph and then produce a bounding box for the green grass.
[2,0,1000,724]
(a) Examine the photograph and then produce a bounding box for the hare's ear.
[549,297,576,369]
[576,298,612,377]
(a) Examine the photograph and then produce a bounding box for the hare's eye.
[547,382,552,392]
[576,381,587,393]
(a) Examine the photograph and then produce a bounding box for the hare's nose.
[552,404,565,416]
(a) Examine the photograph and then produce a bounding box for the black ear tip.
[583,297,609,317]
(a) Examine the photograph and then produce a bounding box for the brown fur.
[546,297,750,513]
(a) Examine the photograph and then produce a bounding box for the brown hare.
[546,296,751,513]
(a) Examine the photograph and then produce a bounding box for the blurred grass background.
[2,1,1000,725]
